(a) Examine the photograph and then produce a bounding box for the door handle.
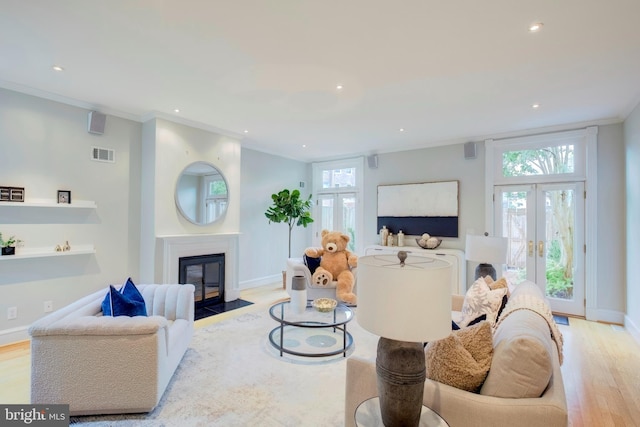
[528,240,533,257]
[538,240,544,257]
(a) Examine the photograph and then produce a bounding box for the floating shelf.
[0,245,96,261]
[0,200,97,209]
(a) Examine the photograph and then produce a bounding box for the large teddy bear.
[305,229,358,304]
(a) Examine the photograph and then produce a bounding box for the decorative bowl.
[312,298,338,312]
[416,237,442,250]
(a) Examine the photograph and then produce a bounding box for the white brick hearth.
[157,233,240,302]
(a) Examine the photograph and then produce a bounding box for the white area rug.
[71,306,378,426]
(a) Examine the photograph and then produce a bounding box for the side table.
[355,397,449,427]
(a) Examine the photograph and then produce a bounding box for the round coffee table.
[268,300,353,357]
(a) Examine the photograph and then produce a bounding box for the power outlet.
[44,301,53,313]
[7,306,17,320]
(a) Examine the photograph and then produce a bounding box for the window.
[312,158,364,253]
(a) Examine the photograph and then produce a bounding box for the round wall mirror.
[175,161,229,225]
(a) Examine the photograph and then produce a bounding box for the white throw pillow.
[460,278,507,327]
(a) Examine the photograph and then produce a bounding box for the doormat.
[553,315,569,326]
[195,299,254,321]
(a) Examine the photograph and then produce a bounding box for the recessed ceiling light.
[336,85,343,90]
[52,65,64,71]
[244,129,249,133]
[302,144,307,148]
[529,22,543,32]
[532,103,540,109]
[399,128,405,132]
[174,108,180,113]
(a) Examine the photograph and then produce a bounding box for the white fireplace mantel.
[157,233,240,301]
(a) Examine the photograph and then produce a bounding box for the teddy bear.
[304,229,358,304]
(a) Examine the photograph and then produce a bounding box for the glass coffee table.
[268,300,354,357]
[355,397,449,426]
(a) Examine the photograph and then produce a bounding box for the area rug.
[70,305,378,426]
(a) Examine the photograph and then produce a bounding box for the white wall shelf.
[0,200,97,209]
[0,245,95,261]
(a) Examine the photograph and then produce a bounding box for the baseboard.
[596,308,625,325]
[239,274,281,290]
[0,325,29,347]
[625,315,640,345]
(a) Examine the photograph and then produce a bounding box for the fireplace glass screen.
[179,253,225,307]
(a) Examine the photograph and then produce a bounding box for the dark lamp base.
[474,263,496,281]
[376,337,426,427]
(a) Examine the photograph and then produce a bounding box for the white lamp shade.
[357,254,452,343]
[465,234,508,264]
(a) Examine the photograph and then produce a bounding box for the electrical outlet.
[7,306,17,320]
[44,301,53,313]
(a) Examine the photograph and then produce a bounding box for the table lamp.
[465,234,508,280]
[357,252,452,427]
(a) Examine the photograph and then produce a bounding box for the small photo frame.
[57,190,71,204]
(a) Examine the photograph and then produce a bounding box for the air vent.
[91,147,115,163]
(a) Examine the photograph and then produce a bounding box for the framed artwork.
[0,186,25,202]
[57,190,71,204]
[377,180,459,237]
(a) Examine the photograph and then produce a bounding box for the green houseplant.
[0,232,22,256]
[265,189,314,258]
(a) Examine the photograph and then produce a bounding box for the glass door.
[496,182,585,316]
[315,193,357,252]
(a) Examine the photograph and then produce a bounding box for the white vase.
[290,275,307,314]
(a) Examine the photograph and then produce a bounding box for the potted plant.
[265,189,314,258]
[0,232,21,256]
[265,189,314,287]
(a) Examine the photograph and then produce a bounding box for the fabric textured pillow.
[485,276,510,296]
[480,309,554,398]
[425,321,493,392]
[102,278,147,317]
[460,278,508,327]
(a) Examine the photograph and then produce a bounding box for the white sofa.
[345,281,568,427]
[29,283,195,416]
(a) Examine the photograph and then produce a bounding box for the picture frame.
[57,190,71,204]
[0,186,25,202]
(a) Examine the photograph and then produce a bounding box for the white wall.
[596,124,627,319]
[0,88,141,345]
[364,129,627,319]
[363,142,486,286]
[239,148,311,288]
[624,101,640,339]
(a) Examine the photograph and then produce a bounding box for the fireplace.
[157,233,240,302]
[179,253,225,308]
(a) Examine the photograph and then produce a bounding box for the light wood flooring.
[1,284,639,426]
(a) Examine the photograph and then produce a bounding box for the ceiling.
[2,1,639,162]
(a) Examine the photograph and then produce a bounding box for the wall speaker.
[88,111,106,135]
[367,154,379,169]
[464,141,477,159]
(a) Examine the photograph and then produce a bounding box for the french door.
[315,193,357,253]
[495,182,585,316]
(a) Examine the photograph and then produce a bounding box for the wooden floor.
[2,284,639,427]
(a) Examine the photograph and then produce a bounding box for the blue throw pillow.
[102,278,147,317]
[303,254,322,274]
